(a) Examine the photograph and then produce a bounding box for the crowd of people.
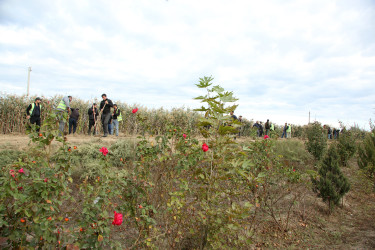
[26,94,123,137]
[26,96,342,140]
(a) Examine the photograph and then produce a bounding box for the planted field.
[0,79,374,249]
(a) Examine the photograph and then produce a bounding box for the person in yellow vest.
[26,97,42,132]
[286,123,292,139]
[111,104,122,137]
[56,96,72,136]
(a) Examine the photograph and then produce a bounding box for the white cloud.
[0,0,374,129]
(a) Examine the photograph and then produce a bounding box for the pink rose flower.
[202,143,209,152]
[112,211,123,226]
[18,168,24,174]
[264,135,269,139]
[183,134,187,139]
[99,147,109,156]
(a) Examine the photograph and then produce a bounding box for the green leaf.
[33,217,40,223]
[257,172,266,178]
[220,92,239,103]
[24,209,31,217]
[244,202,253,208]
[194,96,206,100]
[31,205,38,213]
[212,85,224,93]
[193,106,208,112]
[196,76,214,88]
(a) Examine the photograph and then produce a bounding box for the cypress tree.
[312,144,350,212]
[358,130,375,188]
[305,122,327,161]
[337,131,356,167]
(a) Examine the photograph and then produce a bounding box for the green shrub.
[0,150,25,166]
[291,124,303,138]
[357,129,375,188]
[337,131,356,167]
[305,122,327,161]
[312,144,350,212]
[273,140,312,164]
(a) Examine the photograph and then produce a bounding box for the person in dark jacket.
[88,103,99,135]
[230,111,238,120]
[108,114,113,135]
[328,127,332,139]
[253,121,261,137]
[281,123,288,138]
[265,119,270,136]
[69,108,79,135]
[26,97,42,132]
[238,115,243,137]
[99,94,114,137]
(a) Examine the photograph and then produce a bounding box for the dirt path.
[0,133,140,151]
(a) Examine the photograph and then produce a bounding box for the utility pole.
[308,111,310,124]
[27,66,32,97]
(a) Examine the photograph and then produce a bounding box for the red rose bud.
[112,211,123,226]
[99,147,109,156]
[44,178,48,182]
[132,108,138,114]
[202,143,209,152]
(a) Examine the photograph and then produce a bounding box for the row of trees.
[305,120,375,211]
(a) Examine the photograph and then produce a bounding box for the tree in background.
[337,130,356,167]
[305,122,327,161]
[312,144,350,212]
[357,126,375,189]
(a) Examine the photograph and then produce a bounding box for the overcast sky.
[1,0,374,129]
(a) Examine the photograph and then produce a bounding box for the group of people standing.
[327,126,341,140]
[230,111,291,139]
[252,119,277,137]
[26,94,122,137]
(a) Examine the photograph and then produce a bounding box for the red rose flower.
[18,168,25,174]
[183,134,187,139]
[99,147,109,156]
[9,169,15,177]
[44,178,48,182]
[132,108,138,114]
[112,211,123,226]
[202,143,209,152]
[264,135,269,139]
